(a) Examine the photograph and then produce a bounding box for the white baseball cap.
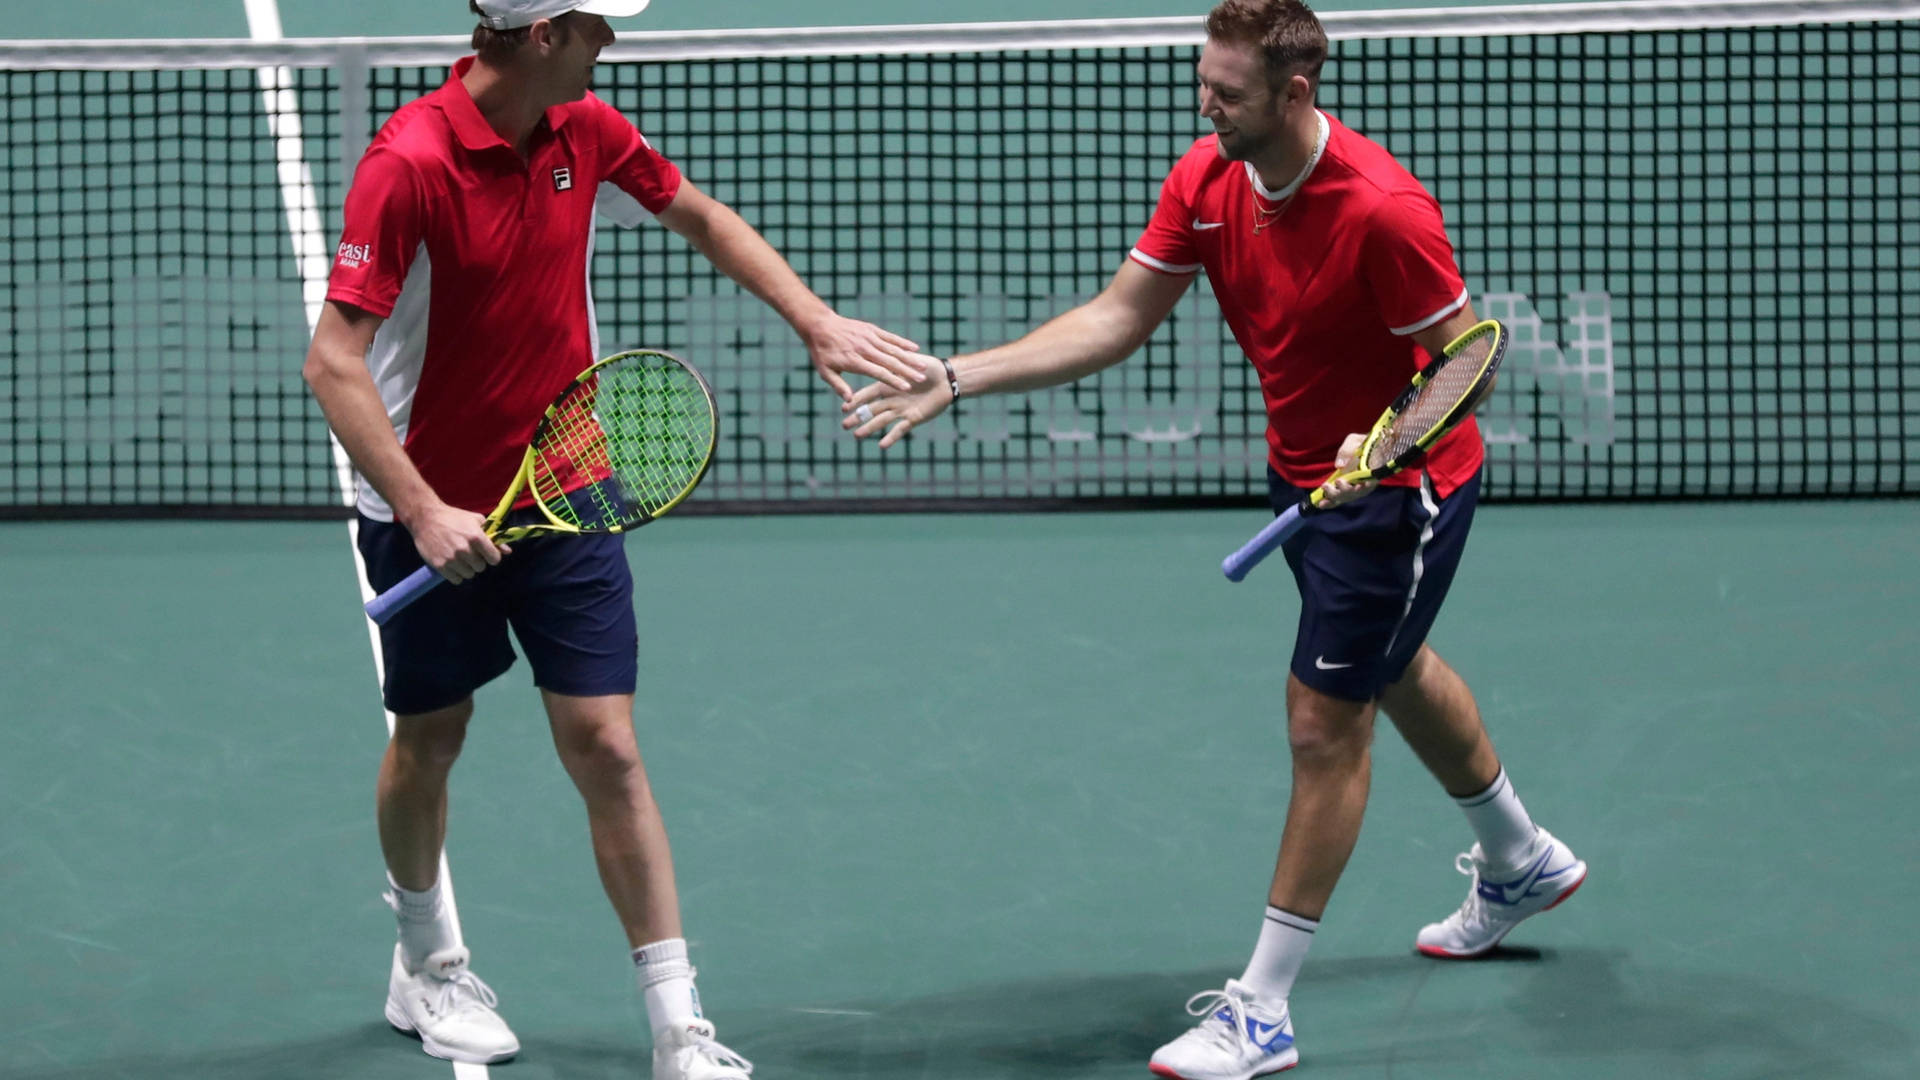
[474,0,651,30]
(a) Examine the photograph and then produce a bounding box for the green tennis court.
[4,504,1917,1078]
[4,0,1918,1077]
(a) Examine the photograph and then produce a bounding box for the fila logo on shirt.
[552,167,573,191]
[336,241,372,269]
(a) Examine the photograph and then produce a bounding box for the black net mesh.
[5,18,1916,516]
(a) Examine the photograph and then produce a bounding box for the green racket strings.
[530,354,714,531]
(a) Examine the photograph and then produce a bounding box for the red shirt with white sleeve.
[1130,111,1480,496]
[326,56,682,519]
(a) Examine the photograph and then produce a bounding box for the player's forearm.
[302,345,438,526]
[950,296,1147,398]
[678,202,837,343]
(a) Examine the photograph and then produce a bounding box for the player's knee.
[390,705,472,770]
[1286,694,1373,765]
[556,722,646,788]
[1288,722,1372,767]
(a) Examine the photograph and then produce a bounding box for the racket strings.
[598,368,713,513]
[1365,337,1495,470]
[530,355,714,531]
[529,388,608,528]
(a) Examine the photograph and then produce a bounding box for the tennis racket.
[364,349,717,625]
[1222,318,1506,583]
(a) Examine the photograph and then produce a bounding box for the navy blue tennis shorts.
[356,511,638,716]
[1269,467,1480,702]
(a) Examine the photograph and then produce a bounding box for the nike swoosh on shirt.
[1191,220,1226,230]
[1314,656,1354,670]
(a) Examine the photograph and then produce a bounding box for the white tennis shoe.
[1148,978,1298,1080]
[384,944,520,1063]
[653,1018,754,1080]
[1416,827,1587,958]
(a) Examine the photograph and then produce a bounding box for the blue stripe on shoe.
[1213,1008,1294,1052]
[1475,845,1558,906]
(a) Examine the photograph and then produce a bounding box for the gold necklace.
[1251,191,1296,234]
[1251,112,1328,235]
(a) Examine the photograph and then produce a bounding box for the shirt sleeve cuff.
[1389,288,1469,336]
[1128,248,1202,276]
[324,287,395,319]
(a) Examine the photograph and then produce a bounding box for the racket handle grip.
[1222,504,1306,582]
[364,564,445,625]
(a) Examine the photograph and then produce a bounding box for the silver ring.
[855,404,874,423]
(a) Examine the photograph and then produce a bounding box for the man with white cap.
[303,1,925,1076]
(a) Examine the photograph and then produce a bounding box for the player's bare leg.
[380,701,472,890]
[379,699,518,1064]
[1266,676,1376,919]
[543,690,749,1080]
[1379,645,1588,958]
[541,690,683,946]
[1151,676,1368,1079]
[1377,645,1498,796]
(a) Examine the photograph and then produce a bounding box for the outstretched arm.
[656,179,923,399]
[842,261,1194,448]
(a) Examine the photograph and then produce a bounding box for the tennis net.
[3,0,1916,516]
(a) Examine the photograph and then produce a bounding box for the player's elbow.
[1092,303,1160,364]
[1086,282,1172,360]
[300,346,335,394]
[301,343,357,401]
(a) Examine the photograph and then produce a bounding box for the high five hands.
[839,355,953,449]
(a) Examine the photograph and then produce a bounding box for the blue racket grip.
[364,564,445,625]
[1222,504,1306,582]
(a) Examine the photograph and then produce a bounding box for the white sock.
[634,938,702,1034]
[1455,768,1539,871]
[1238,907,1317,1004]
[386,872,458,973]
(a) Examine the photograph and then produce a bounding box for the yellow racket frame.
[482,348,717,544]
[1304,318,1505,509]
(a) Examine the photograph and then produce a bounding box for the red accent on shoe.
[1417,864,1590,959]
[1417,942,1481,959]
[1148,1062,1296,1079]
[1542,866,1589,911]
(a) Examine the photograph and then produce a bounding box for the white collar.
[1247,109,1330,202]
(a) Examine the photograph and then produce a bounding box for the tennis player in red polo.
[844,2,1584,1075]
[303,1,923,1075]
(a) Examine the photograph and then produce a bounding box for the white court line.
[242,0,480,1076]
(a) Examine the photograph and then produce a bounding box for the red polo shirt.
[327,56,681,518]
[1130,113,1480,496]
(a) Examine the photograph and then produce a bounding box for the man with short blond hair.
[305,1,922,1075]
